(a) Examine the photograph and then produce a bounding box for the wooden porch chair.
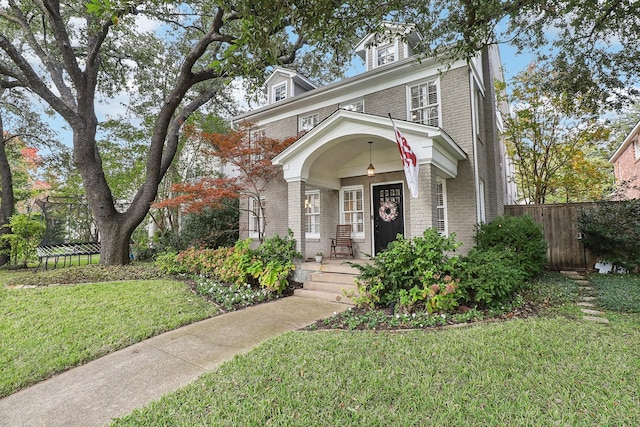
[330,224,354,258]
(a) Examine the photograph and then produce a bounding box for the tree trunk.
[0,134,15,268]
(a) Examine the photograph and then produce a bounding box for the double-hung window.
[248,197,265,239]
[340,186,364,238]
[305,191,320,239]
[300,113,319,132]
[376,44,396,66]
[273,83,287,102]
[339,99,364,113]
[409,80,440,127]
[436,179,448,235]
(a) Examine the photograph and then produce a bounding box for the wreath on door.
[378,201,398,222]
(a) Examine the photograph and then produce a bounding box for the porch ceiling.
[272,110,467,189]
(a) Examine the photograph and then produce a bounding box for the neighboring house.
[232,25,514,259]
[610,120,640,199]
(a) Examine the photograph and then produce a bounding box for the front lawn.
[0,279,220,398]
[112,316,640,426]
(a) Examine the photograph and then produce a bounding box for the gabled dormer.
[264,67,317,105]
[354,23,422,71]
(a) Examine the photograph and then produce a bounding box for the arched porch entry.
[272,109,466,258]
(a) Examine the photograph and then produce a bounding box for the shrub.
[1,213,46,267]
[457,247,528,308]
[474,214,546,278]
[577,200,640,271]
[351,228,461,309]
[157,231,299,295]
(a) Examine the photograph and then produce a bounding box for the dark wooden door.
[373,183,404,254]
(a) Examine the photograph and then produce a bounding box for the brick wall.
[613,138,640,199]
[365,86,406,118]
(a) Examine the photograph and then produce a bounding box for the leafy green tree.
[389,0,640,112]
[499,65,614,204]
[0,85,58,266]
[0,0,384,265]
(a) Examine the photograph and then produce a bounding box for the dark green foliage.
[254,229,301,264]
[156,230,300,295]
[474,215,547,278]
[457,248,528,308]
[351,228,461,308]
[577,200,640,271]
[180,200,239,249]
[588,273,640,313]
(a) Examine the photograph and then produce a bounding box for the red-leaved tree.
[154,122,296,242]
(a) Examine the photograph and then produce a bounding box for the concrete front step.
[303,280,358,294]
[309,271,358,286]
[294,288,355,305]
[300,260,369,275]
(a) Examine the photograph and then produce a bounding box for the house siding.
[365,86,406,118]
[439,66,478,251]
[235,42,510,258]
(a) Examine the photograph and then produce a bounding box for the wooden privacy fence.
[504,203,599,271]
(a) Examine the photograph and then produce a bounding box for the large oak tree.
[0,0,381,264]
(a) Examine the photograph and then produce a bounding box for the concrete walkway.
[0,297,349,427]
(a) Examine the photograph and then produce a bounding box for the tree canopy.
[0,0,383,264]
[501,64,614,204]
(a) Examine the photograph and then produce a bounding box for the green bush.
[156,231,300,295]
[577,200,640,271]
[351,228,461,309]
[457,247,528,308]
[474,214,547,278]
[1,213,45,267]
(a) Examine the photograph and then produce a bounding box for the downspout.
[469,66,481,224]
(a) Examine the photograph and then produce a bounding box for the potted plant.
[315,252,324,263]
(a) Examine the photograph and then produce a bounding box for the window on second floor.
[273,82,287,103]
[409,80,439,127]
[376,44,396,66]
[634,138,640,160]
[340,99,364,113]
[300,113,319,132]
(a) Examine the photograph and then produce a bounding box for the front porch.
[272,109,467,259]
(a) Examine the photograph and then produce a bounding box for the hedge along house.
[232,24,515,259]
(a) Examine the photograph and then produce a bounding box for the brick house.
[232,26,514,259]
[610,120,640,199]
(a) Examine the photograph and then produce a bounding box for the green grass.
[113,317,640,426]
[0,280,220,397]
[588,273,640,313]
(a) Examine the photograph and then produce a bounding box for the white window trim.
[272,82,287,103]
[375,41,398,67]
[248,196,265,239]
[436,178,448,236]
[406,78,442,127]
[305,190,320,239]
[299,113,319,132]
[339,98,365,113]
[478,179,486,224]
[339,185,365,239]
[634,139,640,160]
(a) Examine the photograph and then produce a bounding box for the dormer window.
[273,82,287,102]
[376,44,396,66]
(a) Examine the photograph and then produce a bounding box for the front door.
[373,183,404,254]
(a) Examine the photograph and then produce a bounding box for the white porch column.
[409,163,438,238]
[287,180,306,256]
